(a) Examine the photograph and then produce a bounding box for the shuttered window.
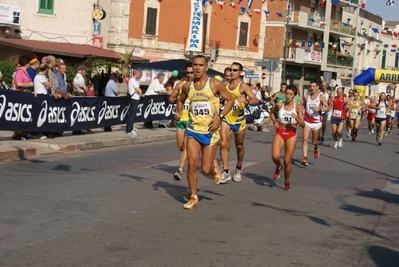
[238,22,248,47]
[146,8,157,35]
[38,0,54,15]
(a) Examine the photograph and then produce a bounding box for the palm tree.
[119,49,134,79]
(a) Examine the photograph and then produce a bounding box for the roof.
[0,37,148,62]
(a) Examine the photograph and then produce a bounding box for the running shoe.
[368,131,372,135]
[314,148,320,159]
[334,142,338,149]
[173,169,183,180]
[220,171,232,184]
[338,139,343,148]
[273,165,283,179]
[347,132,351,138]
[212,159,222,184]
[284,182,291,191]
[384,131,388,136]
[183,195,198,210]
[371,129,375,135]
[319,137,324,145]
[233,168,242,182]
[301,157,308,166]
[377,139,382,146]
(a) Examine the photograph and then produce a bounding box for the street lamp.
[282,3,291,83]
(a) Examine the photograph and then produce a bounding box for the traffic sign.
[261,72,267,80]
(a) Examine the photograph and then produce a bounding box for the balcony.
[285,47,323,64]
[307,16,327,31]
[330,20,356,36]
[327,50,353,67]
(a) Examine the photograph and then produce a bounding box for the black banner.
[0,89,176,132]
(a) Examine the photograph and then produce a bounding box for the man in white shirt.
[144,73,165,96]
[34,63,52,95]
[126,69,143,135]
[73,65,88,96]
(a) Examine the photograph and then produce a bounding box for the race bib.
[351,109,358,115]
[378,108,385,115]
[192,101,211,116]
[333,110,342,117]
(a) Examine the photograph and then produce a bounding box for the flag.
[230,0,236,8]
[288,39,294,46]
[332,21,339,25]
[218,0,224,9]
[320,21,327,26]
[261,0,267,3]
[391,49,396,52]
[247,0,254,9]
[393,31,398,38]
[361,0,367,8]
[301,40,306,47]
[392,44,397,48]
[332,42,338,51]
[276,12,283,17]
[331,0,340,4]
[238,0,243,4]
[386,0,395,6]
[308,41,312,47]
[240,6,246,12]
[202,0,208,6]
[319,42,323,49]
[264,10,270,17]
[253,8,261,14]
[381,30,388,35]
[384,44,389,48]
[361,27,367,35]
[342,23,349,27]
[297,16,302,20]
[320,0,325,7]
[295,40,301,48]
[309,18,315,23]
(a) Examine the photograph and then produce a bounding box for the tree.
[0,60,18,86]
[118,49,134,79]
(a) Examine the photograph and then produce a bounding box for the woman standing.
[269,85,305,191]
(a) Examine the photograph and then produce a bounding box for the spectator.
[126,69,144,136]
[0,72,9,89]
[27,58,40,82]
[45,55,59,97]
[85,83,95,96]
[144,73,165,128]
[91,74,100,95]
[104,73,120,132]
[73,65,89,96]
[55,62,71,100]
[11,63,20,90]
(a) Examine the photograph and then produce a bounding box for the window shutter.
[239,22,248,47]
[146,8,157,35]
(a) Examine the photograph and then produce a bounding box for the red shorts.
[367,113,376,120]
[276,128,297,141]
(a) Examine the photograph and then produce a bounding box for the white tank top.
[278,103,297,124]
[376,101,386,118]
[304,94,322,123]
[320,90,329,105]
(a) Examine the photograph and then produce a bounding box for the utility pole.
[282,3,290,83]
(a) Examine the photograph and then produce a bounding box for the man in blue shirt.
[55,63,71,99]
[104,73,120,131]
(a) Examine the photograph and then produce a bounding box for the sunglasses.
[186,71,194,74]
[231,69,240,72]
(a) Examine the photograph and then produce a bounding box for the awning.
[0,37,149,63]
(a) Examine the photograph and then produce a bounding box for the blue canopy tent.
[131,59,224,76]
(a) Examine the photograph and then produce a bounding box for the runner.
[318,81,332,144]
[366,96,377,135]
[269,85,305,191]
[346,89,354,138]
[348,90,364,143]
[301,81,329,166]
[168,63,194,180]
[385,95,395,135]
[330,87,352,149]
[372,92,388,146]
[175,55,234,210]
[270,82,287,107]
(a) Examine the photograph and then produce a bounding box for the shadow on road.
[245,172,277,187]
[356,188,399,205]
[368,245,399,267]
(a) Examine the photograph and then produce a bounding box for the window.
[238,22,248,47]
[38,0,54,15]
[146,8,157,35]
[381,50,386,69]
[395,53,399,68]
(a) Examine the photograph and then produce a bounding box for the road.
[0,124,398,267]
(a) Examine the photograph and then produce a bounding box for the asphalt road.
[0,123,398,267]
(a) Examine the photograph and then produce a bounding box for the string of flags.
[386,0,395,6]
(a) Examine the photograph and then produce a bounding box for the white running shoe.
[338,139,343,148]
[128,130,138,136]
[220,171,231,184]
[334,142,338,149]
[233,168,242,182]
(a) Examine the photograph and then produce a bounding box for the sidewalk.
[0,124,176,161]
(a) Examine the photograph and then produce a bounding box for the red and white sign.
[92,36,103,48]
[261,72,267,80]
[304,51,322,63]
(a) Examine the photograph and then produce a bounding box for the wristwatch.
[219,113,224,119]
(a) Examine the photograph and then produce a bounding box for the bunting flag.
[264,10,270,17]
[240,6,246,12]
[202,0,208,6]
[361,0,367,8]
[288,39,294,46]
[248,0,254,9]
[316,42,321,49]
[392,44,397,48]
[361,27,367,35]
[238,0,243,4]
[253,8,261,14]
[309,18,315,23]
[331,0,340,4]
[320,21,327,26]
[218,0,225,9]
[230,0,236,8]
[332,42,338,51]
[381,30,388,35]
[297,15,302,20]
[261,0,267,3]
[371,28,379,34]
[308,41,312,47]
[295,40,301,48]
[342,23,349,27]
[332,21,339,25]
[301,40,306,47]
[276,12,283,17]
[393,31,398,38]
[384,44,389,48]
[386,0,395,6]
[320,0,326,7]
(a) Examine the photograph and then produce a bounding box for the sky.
[364,0,398,21]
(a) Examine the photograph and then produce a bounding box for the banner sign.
[185,0,204,52]
[0,90,175,132]
[304,51,322,63]
[0,4,21,26]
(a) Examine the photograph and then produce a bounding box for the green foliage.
[0,60,18,86]
[86,56,120,76]
[66,65,77,83]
